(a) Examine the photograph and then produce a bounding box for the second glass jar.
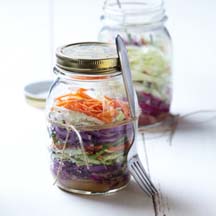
[98,0,172,127]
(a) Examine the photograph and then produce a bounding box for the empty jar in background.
[98,0,172,128]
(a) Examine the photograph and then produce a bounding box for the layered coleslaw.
[127,42,171,126]
[48,88,134,193]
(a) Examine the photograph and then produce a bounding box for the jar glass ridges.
[46,42,135,195]
[98,0,172,127]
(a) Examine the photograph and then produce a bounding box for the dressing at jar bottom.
[57,180,130,195]
[54,170,130,195]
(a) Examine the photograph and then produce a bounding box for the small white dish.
[24,80,53,108]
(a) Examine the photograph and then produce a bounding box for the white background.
[1,0,216,112]
[0,0,216,215]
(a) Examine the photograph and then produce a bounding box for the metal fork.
[116,35,158,197]
[127,136,158,197]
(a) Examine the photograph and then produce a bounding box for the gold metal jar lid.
[56,42,120,73]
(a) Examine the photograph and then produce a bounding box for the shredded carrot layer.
[54,88,130,123]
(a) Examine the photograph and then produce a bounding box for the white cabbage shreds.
[49,106,104,126]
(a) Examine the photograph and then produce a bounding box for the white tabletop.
[0,0,216,215]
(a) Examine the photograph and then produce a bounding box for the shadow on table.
[145,114,216,145]
[58,178,207,215]
[60,181,202,215]
[176,112,216,134]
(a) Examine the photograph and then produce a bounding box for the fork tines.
[129,155,158,197]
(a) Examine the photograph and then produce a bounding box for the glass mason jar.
[46,42,136,195]
[98,0,172,128]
